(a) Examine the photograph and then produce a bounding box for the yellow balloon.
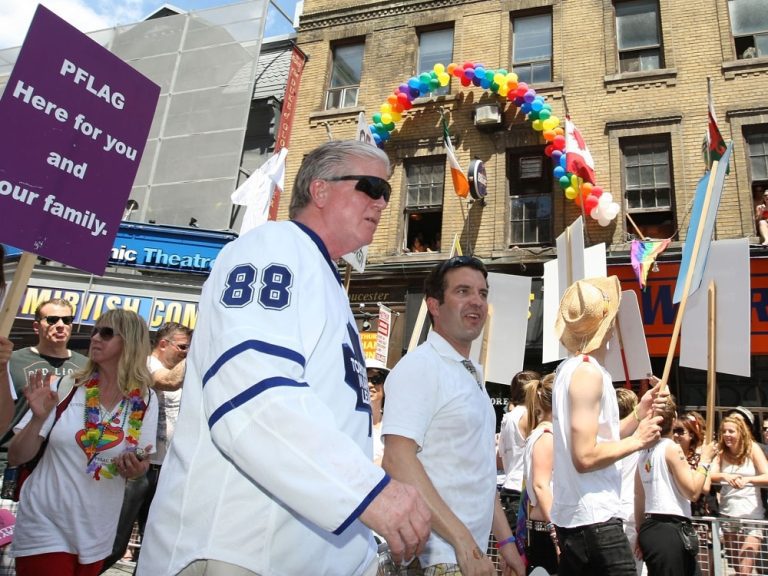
[433,63,445,75]
[381,113,392,124]
[565,187,577,200]
[380,103,392,115]
[498,86,508,98]
[439,73,451,87]
[391,111,402,122]
[493,73,504,86]
[549,115,560,129]
[506,72,519,84]
[532,119,544,131]
[542,118,556,132]
[571,174,579,188]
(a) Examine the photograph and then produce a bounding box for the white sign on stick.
[469,272,531,383]
[680,238,751,377]
[603,290,652,382]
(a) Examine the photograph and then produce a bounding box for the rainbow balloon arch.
[369,61,620,226]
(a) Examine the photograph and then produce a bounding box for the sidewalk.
[103,560,135,576]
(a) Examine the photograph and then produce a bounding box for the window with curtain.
[418,28,454,97]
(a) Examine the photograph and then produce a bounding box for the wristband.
[696,465,710,477]
[495,534,516,549]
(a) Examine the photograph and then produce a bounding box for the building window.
[404,158,444,252]
[508,152,552,245]
[623,137,675,238]
[325,42,364,110]
[418,28,454,96]
[615,0,663,73]
[729,0,768,59]
[511,13,552,85]
[747,128,768,182]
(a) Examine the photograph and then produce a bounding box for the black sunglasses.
[165,340,189,351]
[672,427,686,435]
[325,175,391,203]
[368,372,386,386]
[42,315,74,325]
[91,326,117,340]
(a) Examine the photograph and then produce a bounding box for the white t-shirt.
[552,355,622,528]
[11,383,157,563]
[720,457,765,520]
[382,331,497,567]
[147,355,182,465]
[138,221,385,576]
[498,404,526,491]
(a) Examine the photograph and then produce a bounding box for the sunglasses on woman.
[91,326,117,340]
[325,175,391,203]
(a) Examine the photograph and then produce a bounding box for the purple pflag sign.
[0,5,159,275]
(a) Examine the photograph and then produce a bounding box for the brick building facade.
[283,0,768,411]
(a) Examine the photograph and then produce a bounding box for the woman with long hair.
[635,397,716,576]
[522,374,558,574]
[8,309,157,575]
[710,415,768,575]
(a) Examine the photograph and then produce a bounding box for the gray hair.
[288,140,390,219]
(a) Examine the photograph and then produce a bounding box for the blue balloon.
[559,154,567,169]
[520,102,532,114]
[553,166,566,179]
[480,78,491,89]
[408,77,420,90]
[472,75,482,87]
[531,99,544,112]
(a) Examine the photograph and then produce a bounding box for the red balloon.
[553,135,566,150]
[591,186,603,198]
[585,195,599,212]
[544,144,554,157]
[463,61,474,69]
[461,77,471,87]
[574,193,583,207]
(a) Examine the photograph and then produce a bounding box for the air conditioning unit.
[473,104,502,127]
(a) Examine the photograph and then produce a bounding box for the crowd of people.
[0,140,766,576]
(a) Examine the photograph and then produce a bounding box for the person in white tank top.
[711,415,768,575]
[552,277,668,576]
[635,396,717,576]
[498,370,539,529]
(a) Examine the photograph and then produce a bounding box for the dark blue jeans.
[555,517,637,576]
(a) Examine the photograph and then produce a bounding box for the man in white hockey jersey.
[138,140,430,576]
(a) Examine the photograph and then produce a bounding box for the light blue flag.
[673,142,734,304]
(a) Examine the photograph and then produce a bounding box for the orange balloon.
[543,130,556,142]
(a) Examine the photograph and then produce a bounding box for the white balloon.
[598,194,611,208]
[590,206,600,220]
[602,192,613,205]
[598,216,611,227]
[607,202,620,218]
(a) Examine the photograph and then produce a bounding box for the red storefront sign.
[608,255,768,356]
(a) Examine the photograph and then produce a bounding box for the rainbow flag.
[631,239,671,290]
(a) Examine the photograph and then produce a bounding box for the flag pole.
[705,280,717,444]
[659,160,720,393]
[625,212,646,240]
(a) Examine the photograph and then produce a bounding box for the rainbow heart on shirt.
[76,425,125,456]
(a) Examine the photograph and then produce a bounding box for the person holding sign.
[8,309,157,576]
[382,256,525,576]
[137,140,430,576]
[0,245,14,434]
[551,277,667,576]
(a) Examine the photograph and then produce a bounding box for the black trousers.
[638,515,701,576]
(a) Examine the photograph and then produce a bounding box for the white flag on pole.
[231,148,288,235]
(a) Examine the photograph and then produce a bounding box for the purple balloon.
[551,149,563,163]
[524,89,536,104]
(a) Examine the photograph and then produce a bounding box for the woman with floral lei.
[8,309,157,576]
[710,415,768,576]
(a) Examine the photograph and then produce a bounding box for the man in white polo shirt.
[383,256,524,576]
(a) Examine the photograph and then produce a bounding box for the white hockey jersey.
[138,221,387,576]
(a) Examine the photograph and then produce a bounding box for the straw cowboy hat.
[555,276,622,355]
